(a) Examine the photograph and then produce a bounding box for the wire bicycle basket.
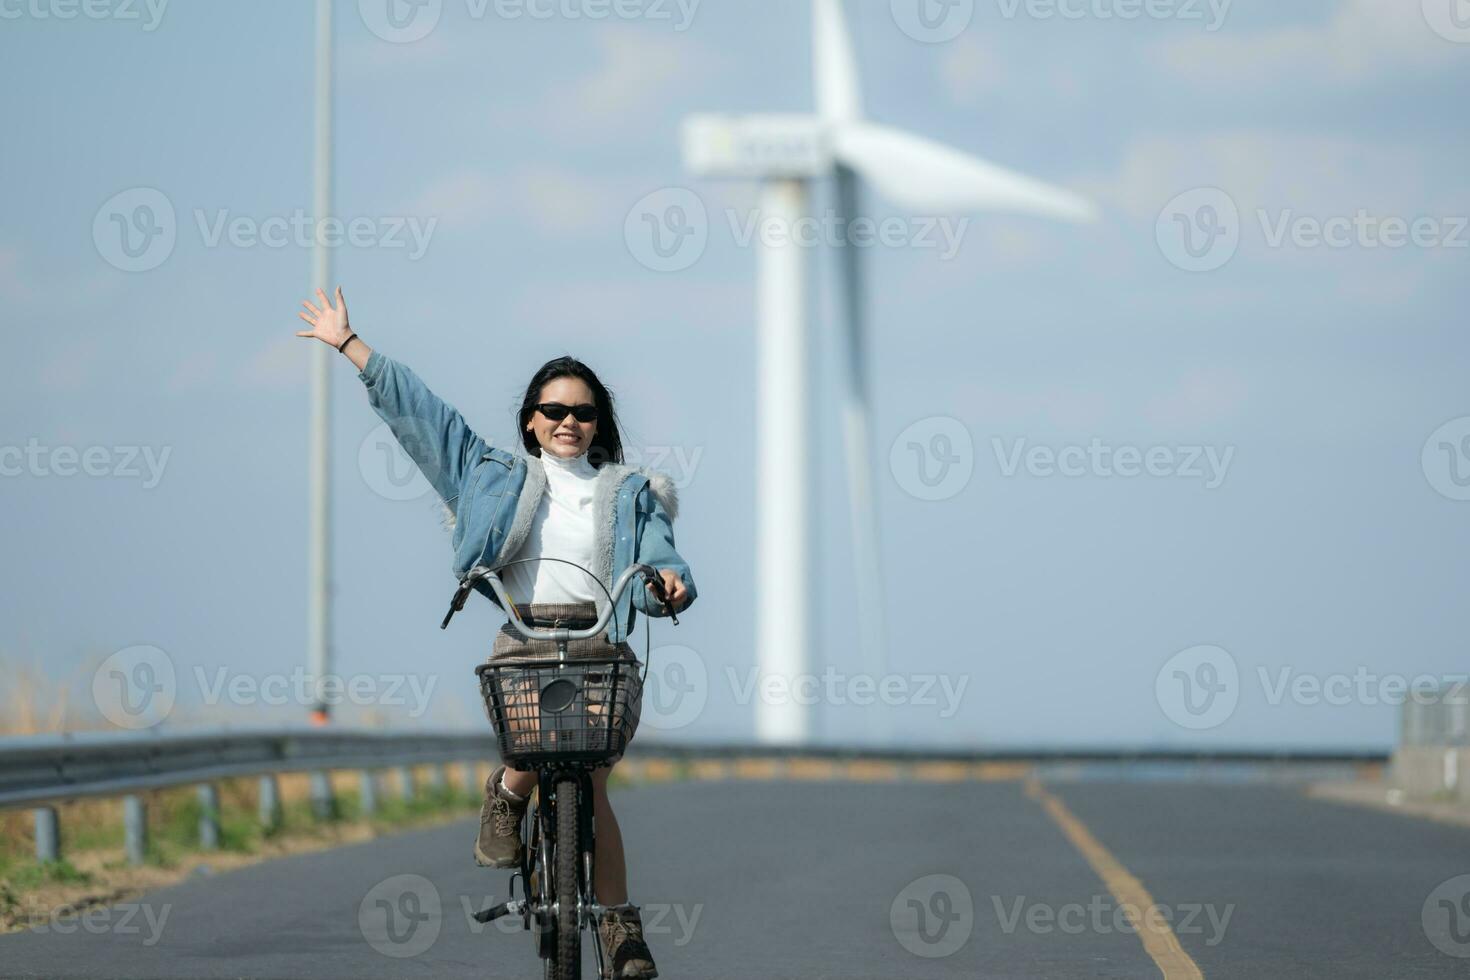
[476,656,644,768]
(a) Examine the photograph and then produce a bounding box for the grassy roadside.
[0,760,671,935]
[0,766,491,934]
[0,653,691,934]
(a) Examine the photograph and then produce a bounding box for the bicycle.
[440,558,680,980]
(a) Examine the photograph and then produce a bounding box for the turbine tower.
[683,0,1098,746]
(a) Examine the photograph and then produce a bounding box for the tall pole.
[755,178,813,745]
[308,0,334,726]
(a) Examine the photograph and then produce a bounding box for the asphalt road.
[3,777,1468,978]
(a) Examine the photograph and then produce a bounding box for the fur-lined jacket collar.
[440,452,679,603]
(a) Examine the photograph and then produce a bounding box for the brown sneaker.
[473,765,528,868]
[598,903,658,979]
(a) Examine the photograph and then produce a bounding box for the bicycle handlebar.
[439,559,678,638]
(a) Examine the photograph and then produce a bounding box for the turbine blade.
[832,166,892,747]
[813,0,863,123]
[833,121,1099,221]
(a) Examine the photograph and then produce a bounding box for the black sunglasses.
[536,402,599,423]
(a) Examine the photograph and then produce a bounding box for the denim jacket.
[357,350,696,644]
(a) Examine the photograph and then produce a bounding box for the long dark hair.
[516,355,624,469]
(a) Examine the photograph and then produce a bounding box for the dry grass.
[1,655,96,736]
[0,762,493,933]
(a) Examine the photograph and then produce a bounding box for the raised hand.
[295,286,352,349]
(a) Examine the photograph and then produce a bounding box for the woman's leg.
[502,766,536,798]
[496,764,627,902]
[591,765,629,905]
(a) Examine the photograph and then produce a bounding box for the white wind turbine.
[683,0,1098,746]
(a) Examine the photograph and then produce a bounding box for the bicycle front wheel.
[552,776,581,980]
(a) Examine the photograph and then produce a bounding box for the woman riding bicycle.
[296,287,696,980]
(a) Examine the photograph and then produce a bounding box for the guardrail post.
[359,770,379,817]
[397,766,416,803]
[258,775,282,831]
[430,764,448,796]
[197,784,221,850]
[34,807,60,863]
[309,771,336,821]
[463,762,483,798]
[123,795,147,865]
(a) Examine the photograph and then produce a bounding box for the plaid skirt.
[490,601,640,663]
[485,601,643,765]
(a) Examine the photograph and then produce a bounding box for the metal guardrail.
[1,727,496,865]
[0,727,493,809]
[624,741,1389,764]
[1,727,1398,864]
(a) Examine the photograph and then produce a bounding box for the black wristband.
[336,332,357,353]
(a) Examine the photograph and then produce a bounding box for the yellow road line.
[1024,778,1205,980]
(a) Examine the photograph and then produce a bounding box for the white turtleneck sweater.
[501,448,600,606]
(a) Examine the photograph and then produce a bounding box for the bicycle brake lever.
[646,574,680,626]
[441,578,473,630]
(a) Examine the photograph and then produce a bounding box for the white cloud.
[1142,366,1249,431]
[403,166,641,236]
[339,33,462,77]
[0,243,118,313]
[403,170,506,231]
[506,277,748,336]
[0,246,27,303]
[1072,128,1468,297]
[489,25,723,145]
[38,335,105,392]
[169,350,221,391]
[972,220,1056,266]
[514,167,628,236]
[237,336,307,390]
[1076,129,1441,223]
[559,28,685,119]
[937,35,1007,106]
[956,377,1119,432]
[1154,0,1458,85]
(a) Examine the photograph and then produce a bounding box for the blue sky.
[1,0,1467,750]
